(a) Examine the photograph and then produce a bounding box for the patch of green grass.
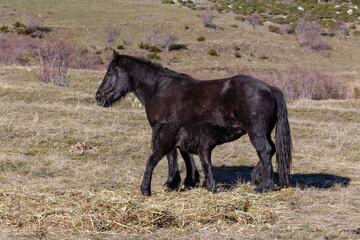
[208,49,218,56]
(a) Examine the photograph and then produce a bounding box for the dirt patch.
[70,142,98,155]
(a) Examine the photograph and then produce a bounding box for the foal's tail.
[271,87,292,188]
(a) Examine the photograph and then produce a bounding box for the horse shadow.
[213,165,351,190]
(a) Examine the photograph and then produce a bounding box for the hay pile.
[0,184,292,235]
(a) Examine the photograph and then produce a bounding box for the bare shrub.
[278,24,291,34]
[142,31,178,51]
[0,33,37,65]
[104,25,120,47]
[164,32,178,51]
[26,14,43,32]
[245,13,263,31]
[295,19,330,51]
[334,20,347,40]
[142,30,163,46]
[201,8,213,28]
[0,32,101,70]
[226,65,349,100]
[34,36,72,86]
[69,46,101,70]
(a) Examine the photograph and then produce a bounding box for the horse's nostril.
[95,93,101,102]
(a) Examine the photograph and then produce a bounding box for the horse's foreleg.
[141,153,163,196]
[163,148,181,191]
[180,151,200,189]
[199,148,216,193]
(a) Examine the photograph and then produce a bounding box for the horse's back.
[147,74,277,131]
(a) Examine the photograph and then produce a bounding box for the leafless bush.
[34,36,72,86]
[69,46,100,70]
[245,13,263,31]
[26,14,43,32]
[278,24,291,34]
[142,31,178,51]
[334,20,347,40]
[142,30,163,46]
[104,25,120,47]
[295,19,330,51]
[0,33,37,65]
[201,8,213,28]
[164,32,178,51]
[227,65,349,100]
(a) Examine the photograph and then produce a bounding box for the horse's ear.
[113,50,119,60]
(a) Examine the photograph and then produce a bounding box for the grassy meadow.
[0,0,360,239]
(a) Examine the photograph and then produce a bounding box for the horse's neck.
[129,66,159,105]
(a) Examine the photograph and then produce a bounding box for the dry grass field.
[0,0,360,239]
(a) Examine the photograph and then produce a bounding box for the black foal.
[141,121,246,196]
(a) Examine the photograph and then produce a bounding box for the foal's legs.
[141,152,166,196]
[163,149,181,191]
[164,149,200,191]
[180,151,200,189]
[249,134,276,193]
[199,148,217,193]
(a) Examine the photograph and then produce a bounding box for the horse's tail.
[271,86,292,188]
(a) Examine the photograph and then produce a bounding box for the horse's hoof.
[141,186,151,196]
[163,182,179,192]
[184,178,197,189]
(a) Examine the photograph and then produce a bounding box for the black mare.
[145,121,245,195]
[95,51,292,195]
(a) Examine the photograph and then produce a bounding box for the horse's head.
[95,51,131,107]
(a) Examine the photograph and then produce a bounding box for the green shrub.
[0,25,9,33]
[208,49,218,56]
[15,27,32,35]
[234,45,240,51]
[235,16,245,21]
[146,53,160,61]
[138,41,150,50]
[354,87,360,99]
[197,36,206,41]
[13,21,26,28]
[184,25,189,30]
[162,0,173,3]
[268,25,281,34]
[149,45,161,53]
[230,24,237,28]
[259,55,269,60]
[116,44,124,50]
[234,52,241,58]
[12,21,32,35]
[319,20,336,29]
[349,24,356,30]
[353,30,360,37]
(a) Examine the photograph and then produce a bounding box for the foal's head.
[95,51,131,107]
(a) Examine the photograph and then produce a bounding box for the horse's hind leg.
[180,151,200,189]
[251,161,262,186]
[163,149,181,191]
[249,134,275,193]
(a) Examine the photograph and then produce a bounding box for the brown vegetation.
[35,36,72,86]
[200,8,213,28]
[295,19,330,51]
[245,13,263,31]
[104,25,120,47]
[227,65,350,100]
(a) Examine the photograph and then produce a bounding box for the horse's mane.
[121,55,193,80]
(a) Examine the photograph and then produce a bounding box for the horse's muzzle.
[95,92,110,107]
